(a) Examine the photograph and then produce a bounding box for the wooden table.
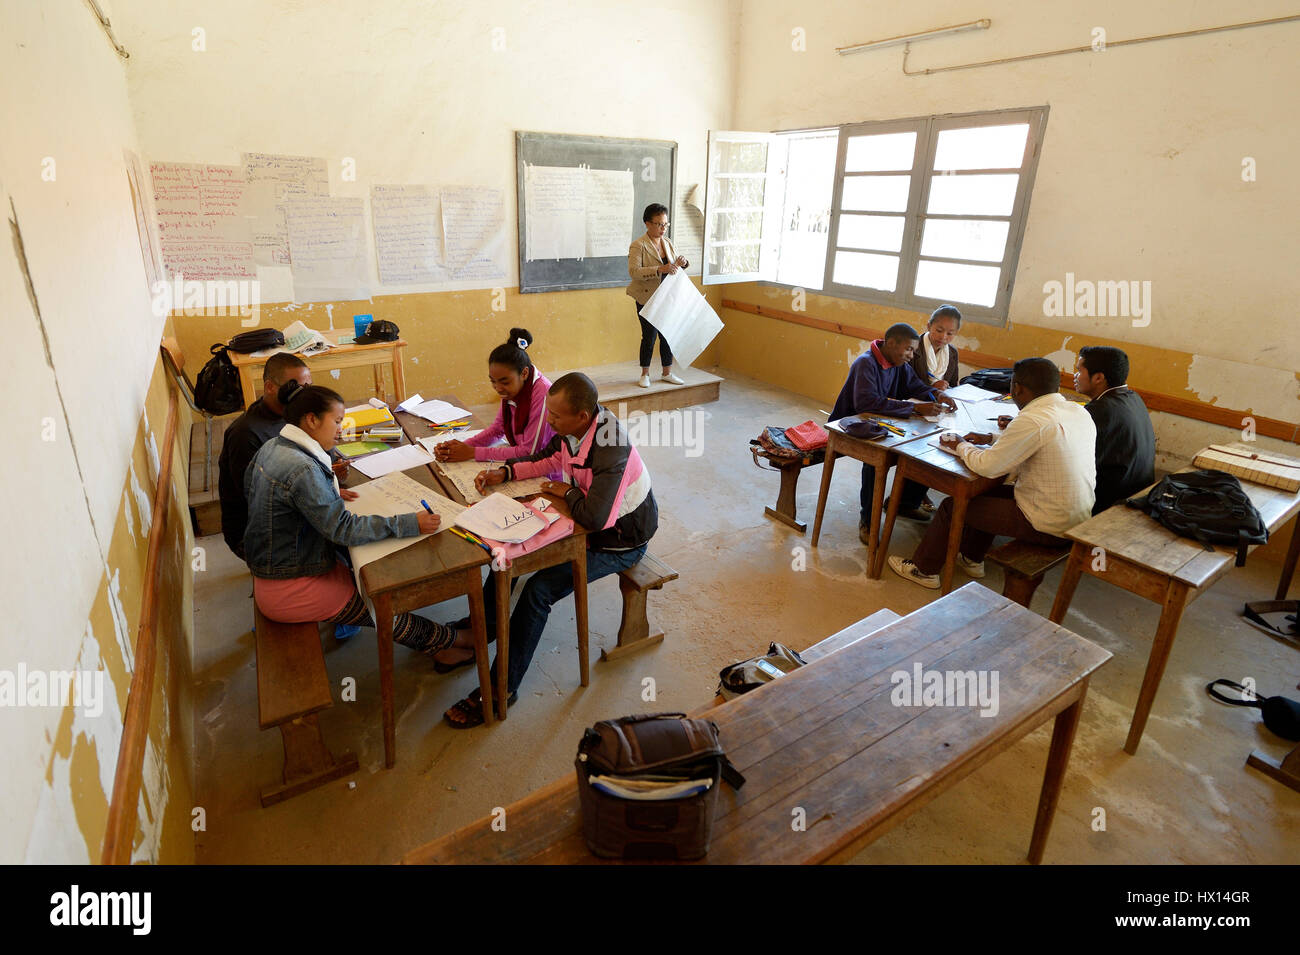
[231,329,407,407]
[401,584,1110,864]
[873,438,1003,591]
[1049,460,1300,755]
[395,402,592,722]
[810,415,944,573]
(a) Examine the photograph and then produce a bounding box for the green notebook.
[336,440,390,458]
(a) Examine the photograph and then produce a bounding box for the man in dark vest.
[1073,345,1157,513]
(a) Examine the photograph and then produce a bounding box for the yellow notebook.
[342,406,396,430]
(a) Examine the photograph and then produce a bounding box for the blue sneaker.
[334,623,361,640]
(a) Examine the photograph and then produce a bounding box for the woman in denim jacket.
[243,381,454,655]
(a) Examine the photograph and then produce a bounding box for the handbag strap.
[1205,678,1263,709]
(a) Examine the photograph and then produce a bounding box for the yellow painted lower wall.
[172,282,722,409]
[43,352,196,864]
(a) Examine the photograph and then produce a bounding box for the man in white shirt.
[889,357,1097,589]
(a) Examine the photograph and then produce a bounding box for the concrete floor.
[191,368,1300,864]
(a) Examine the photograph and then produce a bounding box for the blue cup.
[353,314,373,340]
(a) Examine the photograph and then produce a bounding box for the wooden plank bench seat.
[606,552,678,662]
[750,445,823,534]
[985,540,1071,608]
[253,607,358,806]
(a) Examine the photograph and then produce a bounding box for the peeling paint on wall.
[1187,354,1300,421]
[1043,335,1077,374]
[128,465,152,540]
[106,568,133,674]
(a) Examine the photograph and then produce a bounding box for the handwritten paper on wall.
[284,196,371,300]
[150,162,255,280]
[371,184,450,285]
[242,152,329,266]
[124,150,164,291]
[584,168,635,257]
[639,269,724,369]
[524,165,585,261]
[442,185,506,281]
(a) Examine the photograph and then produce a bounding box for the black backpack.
[227,328,285,353]
[1126,469,1267,566]
[193,344,244,415]
[959,367,1014,394]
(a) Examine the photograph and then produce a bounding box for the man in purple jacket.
[829,323,954,540]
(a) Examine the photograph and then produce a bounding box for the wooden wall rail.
[100,384,179,864]
[721,299,1300,444]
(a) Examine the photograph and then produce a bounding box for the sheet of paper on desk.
[454,493,547,543]
[419,429,484,451]
[944,383,1003,403]
[352,443,435,478]
[433,454,546,504]
[344,472,466,585]
[397,393,425,413]
[406,398,472,424]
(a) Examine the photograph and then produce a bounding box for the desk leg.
[372,365,384,402]
[866,456,888,578]
[391,348,407,404]
[239,368,258,409]
[573,550,590,688]
[1028,681,1088,865]
[873,465,905,579]
[810,448,837,547]
[374,594,397,769]
[495,573,512,721]
[466,569,493,727]
[939,488,969,595]
[1049,544,1087,625]
[1277,515,1300,600]
[1124,579,1190,755]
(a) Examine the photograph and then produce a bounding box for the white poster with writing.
[441,185,506,281]
[371,184,450,285]
[150,161,255,280]
[284,196,371,300]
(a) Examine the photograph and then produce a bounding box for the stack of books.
[337,403,402,458]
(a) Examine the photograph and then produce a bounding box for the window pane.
[708,210,763,242]
[710,176,766,209]
[920,218,1009,262]
[914,259,1001,306]
[841,175,910,213]
[708,242,761,275]
[776,133,837,289]
[837,214,905,253]
[711,140,768,174]
[833,250,898,292]
[933,124,1029,171]
[926,174,1018,216]
[845,131,917,172]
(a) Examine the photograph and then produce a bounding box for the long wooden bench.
[605,552,678,662]
[985,540,1071,608]
[253,607,358,806]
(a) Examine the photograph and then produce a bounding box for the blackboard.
[516,131,676,294]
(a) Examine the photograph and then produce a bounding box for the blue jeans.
[487,544,648,696]
[860,463,927,525]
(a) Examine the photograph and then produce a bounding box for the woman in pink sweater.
[433,327,555,464]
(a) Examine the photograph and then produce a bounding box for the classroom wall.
[715,0,1300,442]
[2,2,195,863]
[113,0,737,405]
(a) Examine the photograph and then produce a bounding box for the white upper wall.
[732,0,1300,378]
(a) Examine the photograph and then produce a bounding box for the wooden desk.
[395,404,592,722]
[810,416,943,573]
[231,329,408,407]
[402,584,1109,865]
[346,399,491,762]
[1049,457,1300,755]
[874,439,1003,591]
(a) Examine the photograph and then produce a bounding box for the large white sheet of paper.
[351,443,436,479]
[638,269,724,369]
[284,196,371,299]
[441,185,506,280]
[344,472,464,589]
[406,398,471,424]
[454,493,547,544]
[584,168,634,257]
[124,150,165,291]
[525,166,585,261]
[150,161,256,279]
[371,184,450,284]
[943,383,1003,403]
[242,152,330,266]
[431,455,547,505]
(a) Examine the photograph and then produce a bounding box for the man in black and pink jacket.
[442,372,658,728]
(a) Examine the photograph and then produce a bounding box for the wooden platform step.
[555,361,722,417]
[188,415,237,537]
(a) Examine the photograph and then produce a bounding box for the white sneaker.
[662,371,685,384]
[637,374,651,388]
[887,555,940,590]
[957,553,986,578]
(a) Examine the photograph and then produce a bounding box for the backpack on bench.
[1126,469,1267,567]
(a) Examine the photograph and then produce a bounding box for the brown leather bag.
[575,713,745,860]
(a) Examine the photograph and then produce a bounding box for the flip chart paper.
[242,152,329,266]
[150,161,256,279]
[638,269,724,369]
[372,184,450,284]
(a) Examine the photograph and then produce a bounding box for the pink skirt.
[254,560,356,623]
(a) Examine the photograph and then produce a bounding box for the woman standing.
[243,381,452,655]
[433,327,555,464]
[909,304,962,391]
[627,203,688,388]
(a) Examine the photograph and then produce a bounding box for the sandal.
[432,647,476,675]
[444,688,517,729]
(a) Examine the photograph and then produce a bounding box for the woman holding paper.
[433,328,556,464]
[627,203,688,388]
[243,380,453,655]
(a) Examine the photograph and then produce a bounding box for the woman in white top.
[908,304,962,391]
[626,203,688,388]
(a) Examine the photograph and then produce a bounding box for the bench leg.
[1028,681,1087,864]
[261,714,359,808]
[764,463,807,533]
[602,578,666,662]
[1002,571,1043,608]
[1246,741,1300,793]
[573,550,589,688]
